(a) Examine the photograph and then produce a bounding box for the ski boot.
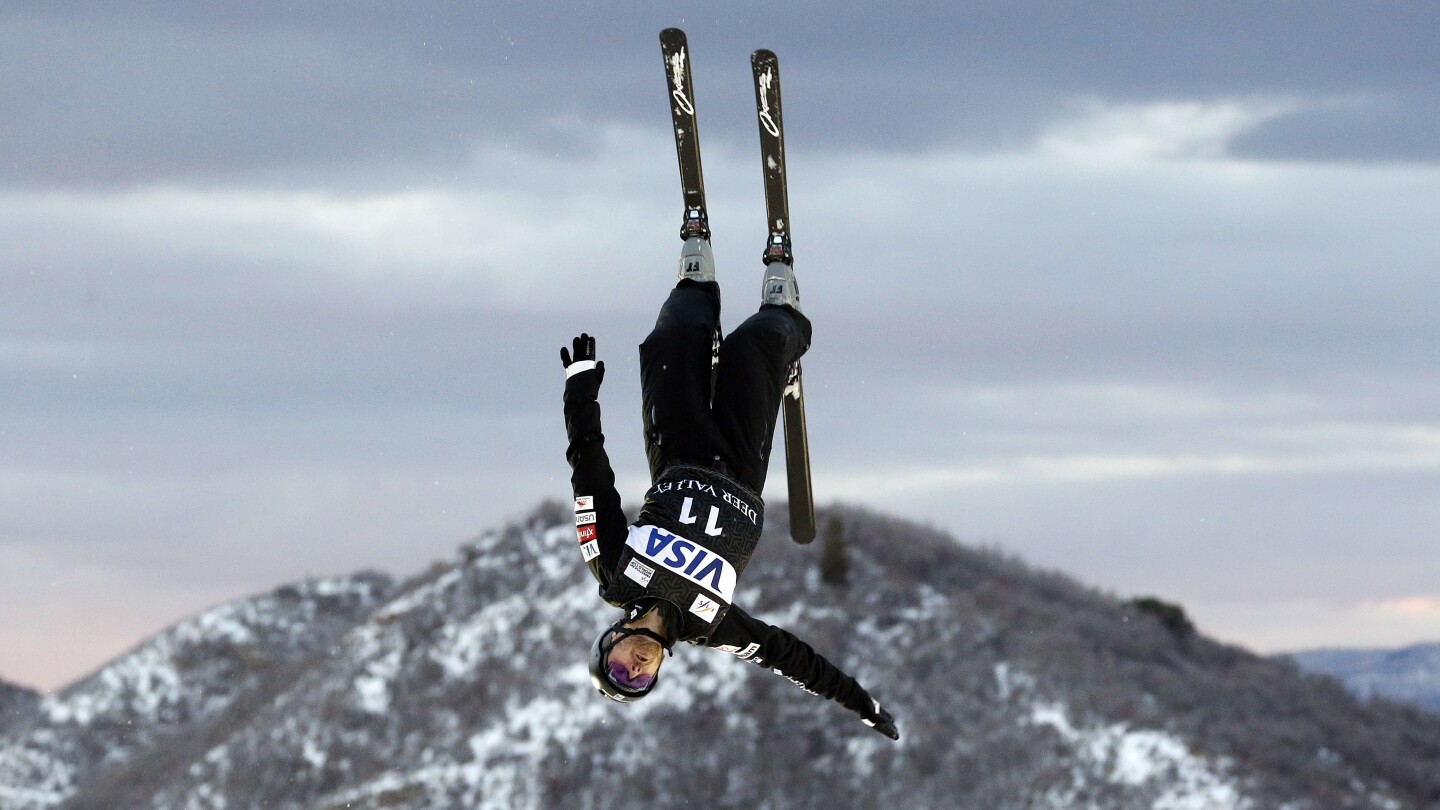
[760,234,800,311]
[677,207,714,283]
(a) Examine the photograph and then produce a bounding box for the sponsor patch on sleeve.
[716,642,761,659]
[576,524,597,544]
[580,540,600,562]
[575,511,596,526]
[688,594,720,623]
[574,495,594,512]
[623,559,654,587]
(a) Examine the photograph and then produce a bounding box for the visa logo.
[624,524,737,602]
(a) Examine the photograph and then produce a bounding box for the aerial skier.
[558,30,899,740]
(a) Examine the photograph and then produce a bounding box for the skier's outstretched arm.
[709,604,900,740]
[561,333,628,588]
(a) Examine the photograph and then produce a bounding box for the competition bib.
[624,524,738,603]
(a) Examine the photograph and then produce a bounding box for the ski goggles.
[605,661,655,691]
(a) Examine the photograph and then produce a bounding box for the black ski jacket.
[563,365,877,719]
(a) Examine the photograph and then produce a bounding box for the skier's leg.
[639,280,722,482]
[710,303,811,494]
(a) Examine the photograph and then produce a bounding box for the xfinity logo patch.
[624,525,737,602]
[719,643,761,660]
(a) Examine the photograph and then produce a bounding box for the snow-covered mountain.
[0,573,394,809]
[1289,642,1440,713]
[3,503,1438,809]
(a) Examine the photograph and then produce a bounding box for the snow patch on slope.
[0,744,73,809]
[319,679,611,810]
[430,593,530,681]
[373,568,464,620]
[1028,700,1252,809]
[354,647,403,714]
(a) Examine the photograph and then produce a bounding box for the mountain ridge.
[1,502,1437,809]
[1288,641,1440,714]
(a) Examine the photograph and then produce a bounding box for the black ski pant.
[640,280,811,495]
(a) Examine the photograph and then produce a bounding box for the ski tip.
[661,27,687,43]
[752,48,778,64]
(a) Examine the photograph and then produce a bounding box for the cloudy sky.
[4,2,1438,692]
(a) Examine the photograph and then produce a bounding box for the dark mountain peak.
[0,678,42,736]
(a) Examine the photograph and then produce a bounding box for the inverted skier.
[560,231,900,740]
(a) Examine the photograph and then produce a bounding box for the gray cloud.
[5,2,1439,189]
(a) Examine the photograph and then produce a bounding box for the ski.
[751,48,816,545]
[660,28,720,374]
[659,28,709,241]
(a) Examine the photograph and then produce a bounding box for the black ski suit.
[563,280,889,731]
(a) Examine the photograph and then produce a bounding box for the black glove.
[561,333,605,386]
[860,698,900,741]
